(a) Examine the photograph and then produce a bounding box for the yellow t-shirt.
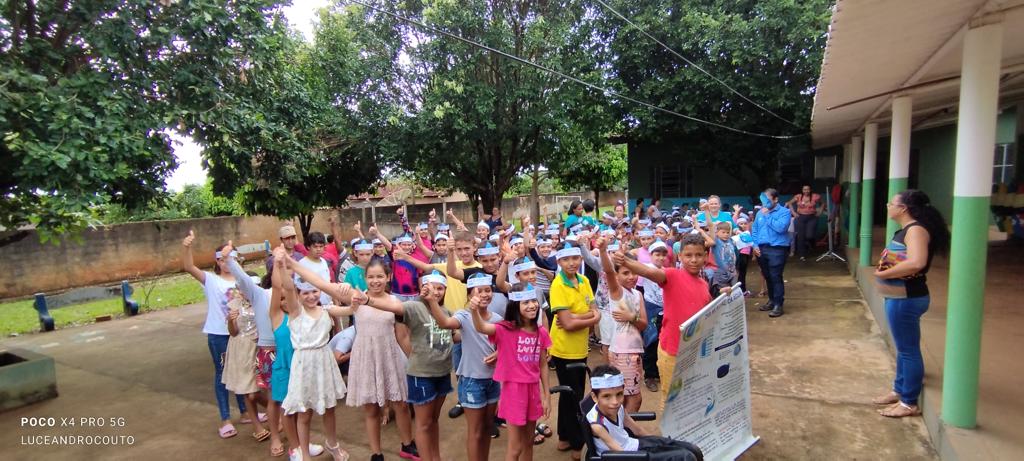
[549,271,595,359]
[432,260,482,312]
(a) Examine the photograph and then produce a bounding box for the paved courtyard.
[0,261,936,460]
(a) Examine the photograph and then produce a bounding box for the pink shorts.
[497,381,543,426]
[255,347,275,390]
[610,352,642,396]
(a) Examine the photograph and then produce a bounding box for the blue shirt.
[751,205,792,248]
[697,211,735,226]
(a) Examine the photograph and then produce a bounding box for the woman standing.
[786,185,822,261]
[873,190,949,418]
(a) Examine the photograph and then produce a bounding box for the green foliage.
[96,180,243,224]
[1,0,294,245]
[336,0,615,214]
[597,0,831,195]
[550,143,628,197]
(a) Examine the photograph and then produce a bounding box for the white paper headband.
[556,246,582,259]
[590,373,625,389]
[512,261,537,274]
[466,274,493,289]
[508,289,538,302]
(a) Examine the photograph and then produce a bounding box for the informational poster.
[661,283,759,460]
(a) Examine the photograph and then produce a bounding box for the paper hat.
[648,240,669,253]
[477,242,500,256]
[556,242,582,259]
[372,238,382,245]
[638,229,655,238]
[565,233,579,242]
[656,222,670,232]
[434,233,449,241]
[421,271,447,287]
[488,233,500,242]
[438,223,450,230]
[353,240,374,251]
[417,222,428,230]
[477,221,489,229]
[509,284,539,302]
[466,273,493,289]
[512,259,537,274]
[350,237,362,246]
[509,236,524,246]
[545,229,560,236]
[607,241,621,252]
[395,234,414,244]
[293,275,317,292]
[215,249,238,260]
[590,373,625,390]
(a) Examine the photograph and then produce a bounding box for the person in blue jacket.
[751,188,792,318]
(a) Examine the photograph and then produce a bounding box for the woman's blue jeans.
[207,334,247,421]
[884,296,930,405]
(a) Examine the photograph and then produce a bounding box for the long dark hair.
[365,258,392,293]
[504,283,541,329]
[897,190,950,255]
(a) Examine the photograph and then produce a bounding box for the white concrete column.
[886,96,913,237]
[943,22,1004,429]
[848,136,862,247]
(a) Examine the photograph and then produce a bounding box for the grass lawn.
[0,263,267,337]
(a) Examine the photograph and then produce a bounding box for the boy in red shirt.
[613,233,713,413]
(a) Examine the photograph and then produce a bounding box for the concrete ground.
[849,229,1024,461]
[0,261,936,460]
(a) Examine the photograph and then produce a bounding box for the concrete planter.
[0,348,57,411]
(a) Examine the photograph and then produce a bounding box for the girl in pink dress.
[472,283,552,461]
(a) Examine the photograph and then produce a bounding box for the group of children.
[184,196,767,461]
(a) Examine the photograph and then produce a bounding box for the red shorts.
[497,381,543,426]
[255,347,275,390]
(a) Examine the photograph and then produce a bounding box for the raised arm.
[425,296,461,330]
[222,240,261,302]
[181,230,206,284]
[613,251,666,285]
[396,248,434,274]
[286,255,355,305]
[270,250,286,317]
[352,220,365,240]
[447,248,466,281]
[414,233,435,260]
[469,296,497,336]
[446,209,468,232]
[369,224,392,252]
[696,222,717,247]
[277,249,302,317]
[598,242,621,299]
[495,253,515,293]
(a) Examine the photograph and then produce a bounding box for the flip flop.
[270,443,286,457]
[533,433,546,445]
[253,429,271,442]
[219,423,238,439]
[536,423,553,438]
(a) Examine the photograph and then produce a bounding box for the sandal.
[253,429,271,442]
[872,391,900,405]
[533,433,546,445]
[270,442,286,457]
[325,441,350,461]
[536,423,553,438]
[879,402,921,418]
[218,423,238,439]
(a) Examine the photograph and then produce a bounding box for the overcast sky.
[165,0,331,191]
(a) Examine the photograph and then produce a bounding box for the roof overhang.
[810,0,1024,149]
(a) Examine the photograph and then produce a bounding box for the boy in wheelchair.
[586,365,703,461]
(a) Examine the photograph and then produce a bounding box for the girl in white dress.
[279,248,355,461]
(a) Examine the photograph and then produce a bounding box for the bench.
[33,281,139,332]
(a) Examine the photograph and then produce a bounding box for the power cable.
[592,0,804,128]
[344,0,806,139]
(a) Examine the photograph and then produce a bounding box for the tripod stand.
[816,184,846,263]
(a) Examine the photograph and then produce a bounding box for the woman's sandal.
[325,441,350,461]
[872,391,900,405]
[879,402,921,418]
[533,433,546,445]
[536,423,553,438]
[252,429,271,442]
[218,423,238,439]
[270,442,286,457]
[240,412,268,424]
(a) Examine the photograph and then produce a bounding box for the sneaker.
[289,449,302,461]
[309,443,324,457]
[399,442,420,460]
[800,256,806,261]
[448,404,464,419]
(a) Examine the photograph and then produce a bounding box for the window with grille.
[993,144,1015,185]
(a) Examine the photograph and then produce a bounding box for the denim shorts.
[406,375,453,405]
[457,376,501,409]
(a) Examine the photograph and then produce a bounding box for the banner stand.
[660,283,760,460]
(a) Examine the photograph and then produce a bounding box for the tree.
[183,9,386,239]
[549,143,628,206]
[1,0,293,245]
[338,0,614,219]
[596,0,830,197]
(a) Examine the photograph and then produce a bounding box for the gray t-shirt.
[402,301,454,378]
[488,292,509,318]
[453,309,502,379]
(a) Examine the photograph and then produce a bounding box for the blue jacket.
[752,205,792,249]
